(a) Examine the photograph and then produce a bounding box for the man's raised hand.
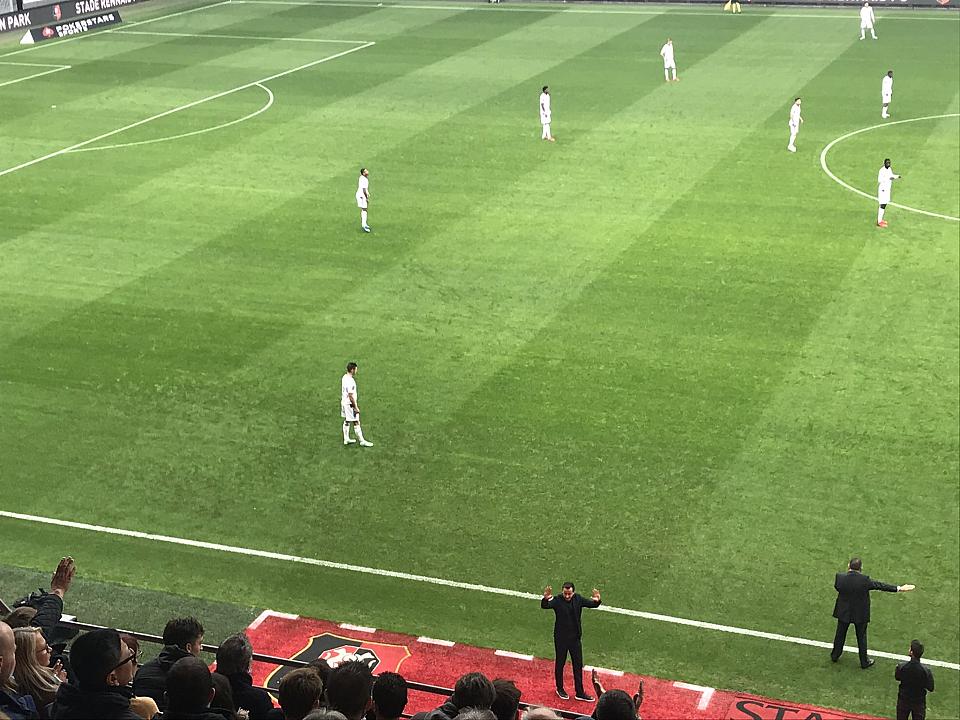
[543,585,553,599]
[592,588,601,601]
[50,556,75,597]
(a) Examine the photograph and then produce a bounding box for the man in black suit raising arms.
[831,557,915,668]
[895,639,934,720]
[541,582,601,702]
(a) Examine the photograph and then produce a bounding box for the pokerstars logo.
[936,0,949,5]
[265,633,411,691]
[41,25,54,36]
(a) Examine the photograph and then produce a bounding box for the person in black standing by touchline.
[830,557,915,668]
[541,582,601,702]
[895,639,934,720]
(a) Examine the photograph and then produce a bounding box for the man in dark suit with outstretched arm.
[831,557,915,668]
[541,582,601,702]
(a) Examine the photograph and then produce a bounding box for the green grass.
[0,0,958,716]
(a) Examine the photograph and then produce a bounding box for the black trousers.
[831,620,870,667]
[554,635,585,694]
[896,700,926,720]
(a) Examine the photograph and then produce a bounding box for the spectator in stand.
[118,634,160,720]
[895,639,934,720]
[371,672,406,720]
[4,608,38,630]
[326,661,373,720]
[0,621,40,720]
[581,670,643,720]
[51,628,141,720]
[307,660,331,705]
[215,633,273,720]
[164,656,230,720]
[521,709,561,720]
[133,616,204,710]
[12,626,67,712]
[278,668,324,720]
[490,679,520,720]
[210,672,238,720]
[412,672,495,720]
[457,711,496,720]
[304,711,346,720]
[10,558,76,654]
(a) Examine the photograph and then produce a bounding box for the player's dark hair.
[542,86,548,93]
[849,557,862,571]
[452,672,495,710]
[162,617,204,648]
[215,632,253,675]
[595,690,637,720]
[69,628,123,689]
[280,668,325,720]
[884,158,891,165]
[327,660,374,720]
[490,679,521,720]
[167,657,213,713]
[372,671,407,719]
[346,362,358,372]
[794,97,801,102]
[562,582,575,591]
[360,168,367,175]
[911,640,924,659]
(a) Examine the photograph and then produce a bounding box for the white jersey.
[660,42,675,68]
[877,166,898,192]
[881,75,893,97]
[789,103,802,126]
[539,92,551,121]
[860,5,875,25]
[341,373,357,406]
[356,175,369,201]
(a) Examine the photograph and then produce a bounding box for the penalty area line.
[2,509,958,671]
[0,64,71,88]
[0,42,374,179]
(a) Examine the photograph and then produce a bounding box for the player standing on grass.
[660,38,678,83]
[540,86,555,142]
[859,2,877,40]
[787,97,802,153]
[341,362,373,447]
[356,168,371,233]
[881,70,894,119]
[876,158,901,228]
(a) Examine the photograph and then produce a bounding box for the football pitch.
[0,0,958,716]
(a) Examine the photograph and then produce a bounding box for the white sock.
[664,69,669,82]
[361,210,368,226]
[355,424,367,443]
[342,422,351,441]
[878,207,885,223]
[672,69,677,81]
[789,131,797,147]
[872,31,877,39]
[860,32,865,39]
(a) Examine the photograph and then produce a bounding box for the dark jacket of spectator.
[0,686,39,720]
[134,646,194,709]
[223,671,273,719]
[896,657,935,704]
[412,699,458,720]
[161,707,235,720]
[51,682,142,720]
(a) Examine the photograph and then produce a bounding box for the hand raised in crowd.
[591,667,605,697]
[52,659,68,682]
[50,557,76,598]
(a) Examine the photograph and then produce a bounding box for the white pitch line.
[819,113,960,222]
[0,42,374,179]
[67,82,275,154]
[112,29,372,44]
[339,623,376,633]
[494,650,534,661]
[231,0,960,20]
[0,60,72,68]
[2,509,958,671]
[417,636,455,646]
[0,64,70,88]
[0,0,233,59]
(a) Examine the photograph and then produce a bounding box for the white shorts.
[789,121,799,132]
[878,188,891,205]
[341,403,358,422]
[663,62,676,70]
[860,21,873,29]
[540,115,550,125]
[356,195,367,210]
[882,92,892,103]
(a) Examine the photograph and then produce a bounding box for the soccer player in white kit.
[356,167,371,233]
[881,70,893,119]
[859,2,877,40]
[876,158,901,228]
[539,86,555,142]
[660,38,678,83]
[787,97,802,153]
[341,362,373,446]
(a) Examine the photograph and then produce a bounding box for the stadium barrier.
[0,0,148,34]
[56,618,582,719]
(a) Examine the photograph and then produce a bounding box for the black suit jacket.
[541,594,601,639]
[832,570,898,624]
[895,659,934,704]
